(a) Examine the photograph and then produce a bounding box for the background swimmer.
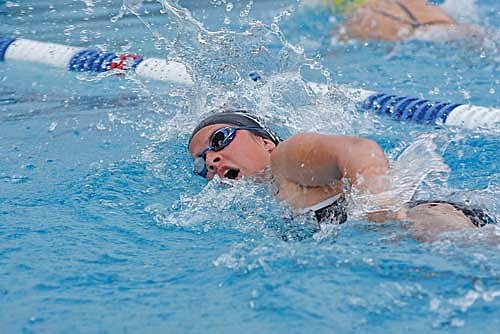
[307,0,487,42]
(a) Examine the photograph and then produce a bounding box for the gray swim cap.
[188,110,281,147]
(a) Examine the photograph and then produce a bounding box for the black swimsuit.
[310,196,496,228]
[280,197,496,242]
[407,200,497,228]
[297,193,348,225]
[313,195,348,225]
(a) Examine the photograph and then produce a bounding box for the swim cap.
[325,0,369,14]
[188,110,282,147]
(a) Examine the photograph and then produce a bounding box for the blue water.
[1,0,499,333]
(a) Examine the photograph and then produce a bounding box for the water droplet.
[450,318,464,327]
[6,1,20,8]
[63,25,75,36]
[48,121,58,132]
[429,297,441,311]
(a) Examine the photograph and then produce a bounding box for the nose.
[205,150,222,173]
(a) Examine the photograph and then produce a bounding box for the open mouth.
[223,168,240,180]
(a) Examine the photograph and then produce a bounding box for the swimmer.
[188,110,496,241]
[312,0,484,42]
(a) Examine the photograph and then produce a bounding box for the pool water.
[1,0,499,333]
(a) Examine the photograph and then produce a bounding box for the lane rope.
[1,36,498,129]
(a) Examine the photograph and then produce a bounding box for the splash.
[440,0,479,24]
[349,133,451,217]
[110,0,145,22]
[146,176,287,232]
[429,278,500,328]
[111,0,332,118]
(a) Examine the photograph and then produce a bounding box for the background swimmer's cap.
[323,0,370,14]
[189,110,282,147]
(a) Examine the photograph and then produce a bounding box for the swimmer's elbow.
[348,138,390,193]
[354,137,388,165]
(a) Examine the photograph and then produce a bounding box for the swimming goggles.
[193,126,262,177]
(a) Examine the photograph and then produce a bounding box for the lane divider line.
[1,36,498,129]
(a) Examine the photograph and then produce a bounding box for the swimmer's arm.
[270,133,389,193]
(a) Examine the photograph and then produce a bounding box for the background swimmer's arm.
[270,133,389,193]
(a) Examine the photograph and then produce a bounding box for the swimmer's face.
[189,124,277,180]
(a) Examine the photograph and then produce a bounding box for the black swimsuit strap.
[371,8,419,29]
[372,1,452,31]
[395,0,419,24]
[408,200,497,228]
[396,1,453,27]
